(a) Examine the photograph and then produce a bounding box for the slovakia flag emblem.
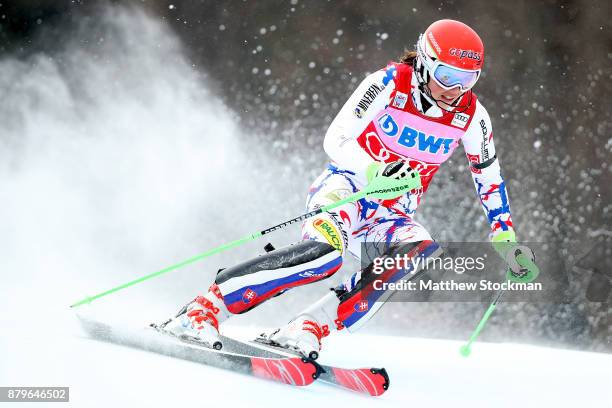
[242,288,257,303]
[354,300,369,313]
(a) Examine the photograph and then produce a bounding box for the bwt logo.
[378,114,453,154]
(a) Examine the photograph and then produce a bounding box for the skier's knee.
[214,240,343,314]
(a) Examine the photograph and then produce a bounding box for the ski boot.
[256,314,331,360]
[155,287,229,350]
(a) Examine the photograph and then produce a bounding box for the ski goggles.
[429,62,481,91]
[417,34,481,91]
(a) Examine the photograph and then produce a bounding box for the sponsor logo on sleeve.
[466,153,481,174]
[451,112,470,128]
[479,119,488,135]
[392,91,408,109]
[479,119,491,161]
[354,83,385,118]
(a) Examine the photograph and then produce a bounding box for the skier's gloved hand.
[364,160,421,200]
[491,230,539,283]
[366,160,415,182]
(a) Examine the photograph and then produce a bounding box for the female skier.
[159,19,535,358]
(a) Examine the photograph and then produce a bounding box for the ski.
[219,333,390,396]
[77,317,321,387]
[78,317,388,395]
[149,320,388,396]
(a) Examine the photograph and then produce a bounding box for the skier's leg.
[159,239,343,346]
[213,240,343,314]
[260,166,365,357]
[211,167,359,315]
[335,215,442,332]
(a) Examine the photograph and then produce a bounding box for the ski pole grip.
[506,253,540,283]
[517,254,539,275]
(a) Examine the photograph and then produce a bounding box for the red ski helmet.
[416,19,484,92]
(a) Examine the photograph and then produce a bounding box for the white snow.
[0,315,610,408]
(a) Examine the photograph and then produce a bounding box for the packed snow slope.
[0,313,610,408]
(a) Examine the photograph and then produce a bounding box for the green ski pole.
[459,289,504,357]
[70,171,421,308]
[460,254,539,357]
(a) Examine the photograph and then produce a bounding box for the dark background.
[1,0,610,351]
